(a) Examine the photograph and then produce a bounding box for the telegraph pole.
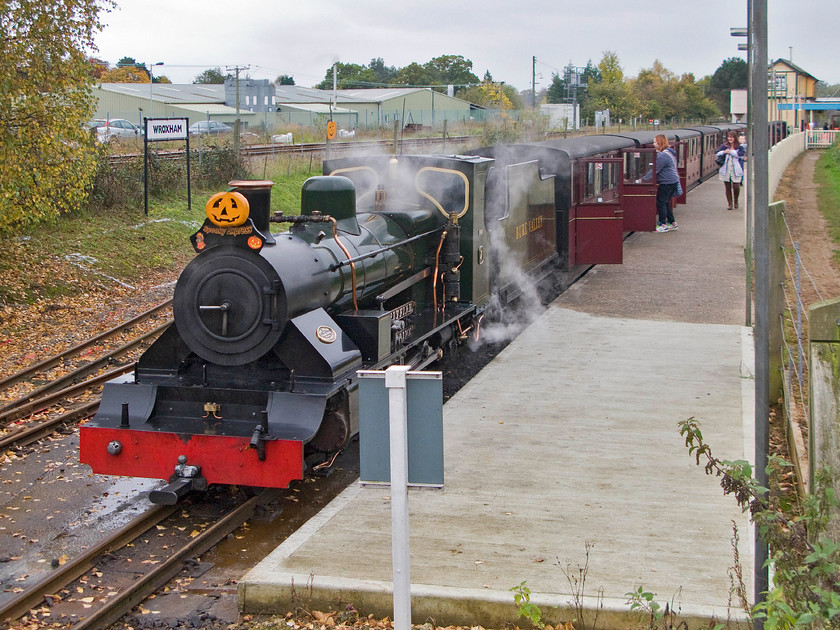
[532,56,537,109]
[226,65,250,166]
[750,1,770,626]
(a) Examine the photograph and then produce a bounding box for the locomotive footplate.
[377,302,478,368]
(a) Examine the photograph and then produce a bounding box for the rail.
[69,489,277,630]
[0,504,175,621]
[0,300,172,448]
[0,299,171,391]
[109,135,476,165]
[0,488,277,627]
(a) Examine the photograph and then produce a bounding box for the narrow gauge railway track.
[108,134,475,164]
[0,489,277,629]
[0,300,173,449]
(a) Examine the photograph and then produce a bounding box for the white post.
[385,365,411,630]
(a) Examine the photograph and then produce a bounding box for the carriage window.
[582,162,603,200]
[581,161,620,202]
[675,144,686,168]
[608,162,619,189]
[624,151,655,183]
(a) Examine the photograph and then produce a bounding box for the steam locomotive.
[80,124,743,504]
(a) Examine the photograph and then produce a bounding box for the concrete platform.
[239,178,756,629]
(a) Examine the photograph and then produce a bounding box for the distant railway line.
[109,134,477,164]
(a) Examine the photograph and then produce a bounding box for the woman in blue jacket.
[715,132,746,210]
[645,134,681,232]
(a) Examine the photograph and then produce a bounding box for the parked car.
[95,119,142,142]
[189,121,232,136]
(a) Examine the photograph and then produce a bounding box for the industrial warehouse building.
[92,79,479,134]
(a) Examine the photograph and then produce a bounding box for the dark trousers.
[656,183,677,225]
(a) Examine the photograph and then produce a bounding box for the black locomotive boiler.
[80,153,558,504]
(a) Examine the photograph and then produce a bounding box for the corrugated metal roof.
[98,83,225,104]
[175,103,256,116]
[274,85,371,104]
[277,103,357,114]
[338,88,428,101]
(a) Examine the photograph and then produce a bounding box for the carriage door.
[673,141,688,205]
[574,157,623,265]
[683,137,701,189]
[620,147,658,232]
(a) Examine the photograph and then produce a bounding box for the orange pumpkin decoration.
[205,191,250,227]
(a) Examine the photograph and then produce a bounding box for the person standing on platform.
[715,132,746,210]
[645,134,680,232]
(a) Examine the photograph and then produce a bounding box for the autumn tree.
[100,65,148,82]
[582,51,639,122]
[598,51,624,84]
[89,57,109,79]
[459,74,520,109]
[632,60,719,123]
[115,56,147,76]
[675,73,719,121]
[1,0,112,231]
[100,61,170,84]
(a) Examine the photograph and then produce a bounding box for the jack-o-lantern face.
[205,191,250,227]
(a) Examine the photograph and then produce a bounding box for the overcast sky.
[92,1,839,92]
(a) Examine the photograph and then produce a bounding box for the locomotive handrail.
[327,166,379,204]
[415,167,470,219]
[328,227,444,271]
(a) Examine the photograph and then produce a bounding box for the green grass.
[814,143,840,266]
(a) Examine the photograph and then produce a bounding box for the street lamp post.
[149,62,164,116]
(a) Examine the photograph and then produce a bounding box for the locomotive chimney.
[228,180,275,243]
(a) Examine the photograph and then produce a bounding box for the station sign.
[145,118,188,142]
[142,116,191,215]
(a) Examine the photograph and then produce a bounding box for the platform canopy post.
[385,365,412,630]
